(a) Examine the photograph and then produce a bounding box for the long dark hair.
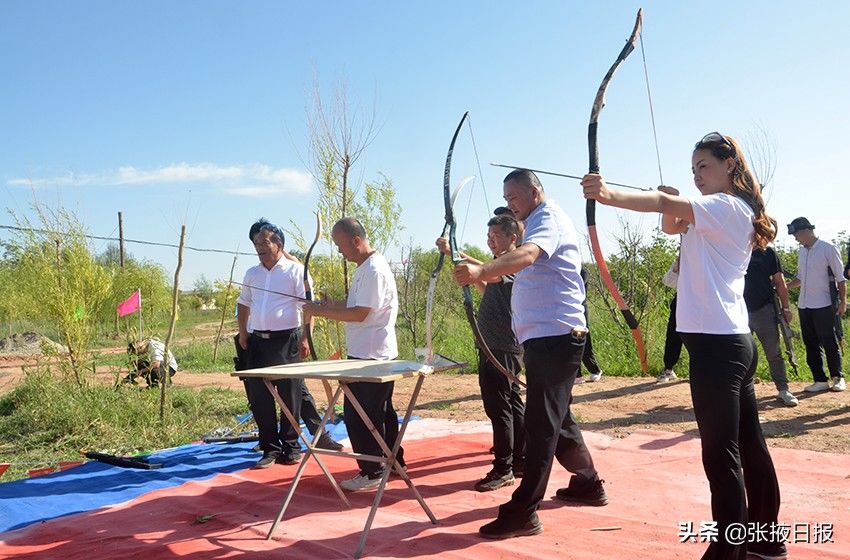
[693,135,776,249]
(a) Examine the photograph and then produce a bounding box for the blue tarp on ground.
[0,420,354,533]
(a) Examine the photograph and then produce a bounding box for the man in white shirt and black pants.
[303,217,405,492]
[237,219,311,468]
[786,217,847,393]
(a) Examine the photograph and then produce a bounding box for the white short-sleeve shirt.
[677,193,754,334]
[345,252,398,360]
[148,338,178,370]
[796,238,846,309]
[236,258,306,331]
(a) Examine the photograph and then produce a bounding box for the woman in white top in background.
[581,133,784,560]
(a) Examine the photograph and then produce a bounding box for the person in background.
[658,256,682,382]
[576,268,603,383]
[126,337,177,387]
[786,217,847,393]
[743,246,798,406]
[844,244,850,281]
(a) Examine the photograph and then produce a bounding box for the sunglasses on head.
[695,132,735,154]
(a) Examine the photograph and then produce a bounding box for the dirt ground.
[3,352,845,456]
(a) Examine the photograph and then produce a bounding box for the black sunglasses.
[695,131,735,154]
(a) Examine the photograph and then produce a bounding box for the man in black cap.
[786,217,847,393]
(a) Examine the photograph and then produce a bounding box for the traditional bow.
[424,174,475,363]
[303,212,322,361]
[586,9,649,373]
[441,111,526,387]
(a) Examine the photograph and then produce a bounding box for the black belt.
[252,328,296,340]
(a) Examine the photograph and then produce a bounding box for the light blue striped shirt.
[512,200,586,343]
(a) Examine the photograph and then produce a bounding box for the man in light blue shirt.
[453,169,607,540]
[786,217,847,392]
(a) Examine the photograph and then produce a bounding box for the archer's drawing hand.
[657,185,680,196]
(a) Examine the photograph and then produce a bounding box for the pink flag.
[117,289,141,317]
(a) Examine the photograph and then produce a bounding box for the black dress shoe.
[555,475,608,506]
[253,451,280,469]
[474,469,515,492]
[479,513,543,539]
[277,451,301,465]
[315,432,343,451]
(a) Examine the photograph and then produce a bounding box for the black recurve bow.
[442,111,526,388]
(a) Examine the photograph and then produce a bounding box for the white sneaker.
[656,369,677,382]
[804,381,830,393]
[340,473,381,492]
[831,377,847,392]
[777,390,799,407]
[587,372,602,382]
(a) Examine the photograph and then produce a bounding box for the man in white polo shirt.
[237,219,310,468]
[786,217,847,392]
[302,217,405,492]
[454,169,606,539]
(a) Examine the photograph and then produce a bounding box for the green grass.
[585,297,849,381]
[0,367,248,481]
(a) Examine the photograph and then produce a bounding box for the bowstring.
[639,19,665,235]
[639,30,663,187]
[460,115,491,246]
[639,14,676,308]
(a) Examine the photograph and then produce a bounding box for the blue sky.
[2,1,849,286]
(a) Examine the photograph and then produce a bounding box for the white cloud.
[7,163,313,197]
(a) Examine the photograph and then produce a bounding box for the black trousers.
[664,295,683,370]
[680,332,781,560]
[245,330,304,455]
[299,384,326,436]
[478,349,525,473]
[345,356,405,477]
[581,302,601,375]
[235,333,326,435]
[498,333,598,520]
[798,306,844,382]
[147,365,176,386]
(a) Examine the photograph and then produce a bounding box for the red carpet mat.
[1,428,847,559]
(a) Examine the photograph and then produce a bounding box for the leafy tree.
[5,206,112,384]
[193,274,215,304]
[285,77,403,358]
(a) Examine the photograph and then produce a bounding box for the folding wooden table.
[234,358,462,558]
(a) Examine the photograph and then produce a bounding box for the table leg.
[340,374,437,559]
[322,379,335,423]
[387,374,437,522]
[265,380,350,540]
